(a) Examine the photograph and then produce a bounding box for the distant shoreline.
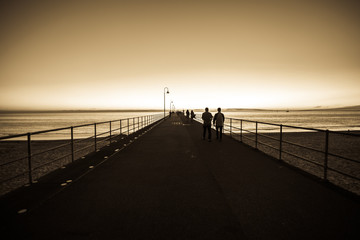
[0,109,164,114]
[1,104,359,113]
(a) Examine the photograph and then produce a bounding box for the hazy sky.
[1,0,359,110]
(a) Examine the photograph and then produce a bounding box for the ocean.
[0,110,359,140]
[0,111,162,140]
[195,110,360,132]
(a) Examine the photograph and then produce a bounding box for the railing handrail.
[0,113,166,196]
[0,113,161,141]
[194,115,360,195]
[228,117,360,136]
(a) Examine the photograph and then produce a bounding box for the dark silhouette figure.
[213,108,225,141]
[190,110,196,122]
[201,107,213,141]
[186,109,190,119]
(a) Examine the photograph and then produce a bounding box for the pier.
[1,114,359,239]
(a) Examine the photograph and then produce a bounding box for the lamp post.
[170,101,173,116]
[164,87,169,119]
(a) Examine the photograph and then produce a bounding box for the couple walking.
[201,107,225,142]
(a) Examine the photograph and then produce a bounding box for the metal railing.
[195,117,360,195]
[0,113,164,196]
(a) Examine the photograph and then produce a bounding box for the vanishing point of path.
[1,114,360,239]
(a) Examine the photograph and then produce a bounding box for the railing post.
[240,120,243,142]
[71,127,74,163]
[109,121,112,144]
[279,124,283,161]
[324,130,329,181]
[255,122,258,149]
[120,119,122,136]
[94,123,97,151]
[230,118,233,137]
[27,133,32,184]
[133,118,135,133]
[127,118,130,135]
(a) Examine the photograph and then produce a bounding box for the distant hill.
[223,105,360,112]
[305,105,360,111]
[312,105,360,111]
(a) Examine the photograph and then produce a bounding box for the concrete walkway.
[1,114,359,239]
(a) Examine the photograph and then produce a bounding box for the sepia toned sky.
[1,0,359,110]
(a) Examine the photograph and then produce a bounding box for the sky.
[0,0,359,110]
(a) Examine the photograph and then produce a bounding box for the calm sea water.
[0,112,162,140]
[0,110,359,140]
[195,110,360,132]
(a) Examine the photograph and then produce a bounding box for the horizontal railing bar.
[73,135,94,143]
[0,113,163,194]
[230,118,323,131]
[0,133,28,140]
[33,153,72,171]
[96,131,111,137]
[228,117,360,136]
[31,142,71,158]
[31,127,71,135]
[257,133,280,141]
[2,114,162,140]
[281,139,324,154]
[257,141,279,151]
[0,171,28,184]
[281,150,323,167]
[231,119,280,127]
[240,134,254,142]
[73,123,95,128]
[0,156,28,167]
[327,152,360,164]
[243,129,255,134]
[327,167,360,181]
[328,131,360,137]
[96,137,110,144]
[74,144,94,154]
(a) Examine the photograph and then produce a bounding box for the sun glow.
[1,0,359,110]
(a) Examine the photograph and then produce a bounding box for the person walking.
[201,107,213,141]
[190,110,196,122]
[213,107,225,141]
[186,109,190,119]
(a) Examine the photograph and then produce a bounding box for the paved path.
[1,114,360,239]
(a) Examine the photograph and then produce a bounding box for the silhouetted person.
[186,109,190,119]
[213,107,225,141]
[202,107,213,141]
[190,110,195,122]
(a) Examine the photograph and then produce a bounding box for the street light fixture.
[164,87,170,119]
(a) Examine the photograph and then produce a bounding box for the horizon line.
[0,105,359,113]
